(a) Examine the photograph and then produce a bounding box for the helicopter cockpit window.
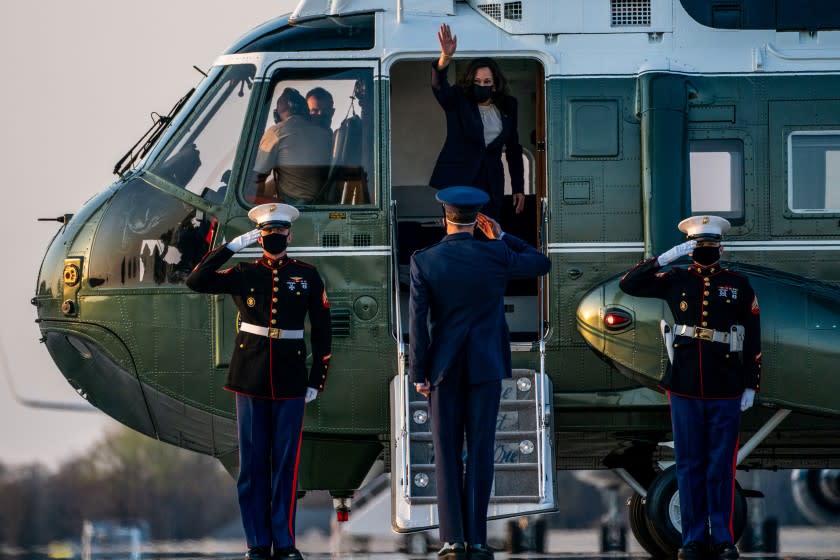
[788,132,840,213]
[146,64,257,204]
[88,177,216,288]
[242,67,375,207]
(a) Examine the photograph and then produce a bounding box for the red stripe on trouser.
[729,437,740,540]
[288,423,304,545]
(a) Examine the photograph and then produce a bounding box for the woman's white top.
[478,104,502,146]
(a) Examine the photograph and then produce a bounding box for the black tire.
[645,465,748,557]
[628,492,669,558]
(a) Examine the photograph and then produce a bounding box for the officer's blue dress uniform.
[408,187,550,553]
[619,216,761,555]
[186,204,331,559]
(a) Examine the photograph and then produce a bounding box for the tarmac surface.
[3,527,838,560]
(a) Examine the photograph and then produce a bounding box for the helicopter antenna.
[0,336,95,412]
[193,65,208,78]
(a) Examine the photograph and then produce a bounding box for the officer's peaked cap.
[678,215,731,241]
[247,203,300,229]
[435,186,489,210]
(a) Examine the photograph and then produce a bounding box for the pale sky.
[0,0,298,467]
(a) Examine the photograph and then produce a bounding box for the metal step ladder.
[390,368,556,531]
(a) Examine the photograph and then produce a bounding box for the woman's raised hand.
[437,23,457,68]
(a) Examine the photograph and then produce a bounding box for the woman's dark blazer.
[429,62,525,209]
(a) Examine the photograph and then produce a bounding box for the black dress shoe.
[468,543,495,559]
[712,542,739,560]
[438,542,467,559]
[273,546,304,560]
[678,542,705,560]
[245,547,271,560]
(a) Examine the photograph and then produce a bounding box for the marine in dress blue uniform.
[409,187,551,560]
[186,204,331,560]
[619,216,761,560]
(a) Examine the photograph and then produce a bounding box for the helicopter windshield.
[145,64,257,203]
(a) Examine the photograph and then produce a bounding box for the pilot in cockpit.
[253,87,332,204]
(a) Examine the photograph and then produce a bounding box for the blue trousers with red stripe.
[669,393,741,546]
[236,394,305,551]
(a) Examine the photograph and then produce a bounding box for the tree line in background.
[0,427,238,549]
[0,425,811,550]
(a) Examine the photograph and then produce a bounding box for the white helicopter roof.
[290,0,671,35]
[291,0,455,21]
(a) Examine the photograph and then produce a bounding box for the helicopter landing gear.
[639,465,748,557]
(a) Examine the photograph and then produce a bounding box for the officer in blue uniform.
[409,186,551,560]
[186,203,332,560]
[619,216,761,560]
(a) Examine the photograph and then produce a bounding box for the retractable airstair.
[389,368,556,531]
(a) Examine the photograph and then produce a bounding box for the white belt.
[673,324,729,344]
[240,322,304,339]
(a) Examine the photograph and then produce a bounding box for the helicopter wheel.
[645,465,748,557]
[627,492,669,558]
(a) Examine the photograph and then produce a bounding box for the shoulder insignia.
[292,258,314,269]
[751,295,760,315]
[322,289,330,308]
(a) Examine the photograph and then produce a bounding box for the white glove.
[227,229,261,252]
[657,240,697,266]
[305,387,318,403]
[740,388,756,411]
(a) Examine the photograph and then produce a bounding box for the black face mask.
[262,232,288,254]
[472,84,493,103]
[692,246,720,266]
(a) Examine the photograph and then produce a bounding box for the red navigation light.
[603,308,633,332]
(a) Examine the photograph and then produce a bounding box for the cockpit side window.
[146,64,257,203]
[241,67,375,207]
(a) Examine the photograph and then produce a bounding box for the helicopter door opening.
[389,58,546,343]
[388,58,555,532]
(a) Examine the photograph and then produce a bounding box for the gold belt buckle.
[694,327,713,341]
[268,327,282,339]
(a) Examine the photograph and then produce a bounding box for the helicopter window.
[788,133,840,213]
[146,64,257,203]
[689,139,744,220]
[243,67,375,207]
[87,178,216,288]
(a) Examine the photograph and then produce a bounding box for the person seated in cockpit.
[253,87,332,204]
[305,87,336,133]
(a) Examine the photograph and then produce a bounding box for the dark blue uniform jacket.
[186,246,332,399]
[409,232,550,386]
[429,63,524,209]
[619,257,761,399]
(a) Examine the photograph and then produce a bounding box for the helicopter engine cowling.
[791,469,840,526]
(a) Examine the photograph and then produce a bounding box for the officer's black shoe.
[438,542,467,560]
[677,541,705,560]
[245,546,271,560]
[467,543,495,559]
[273,546,304,560]
[712,542,739,560]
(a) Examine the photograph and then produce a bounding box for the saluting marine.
[186,203,331,560]
[619,215,761,560]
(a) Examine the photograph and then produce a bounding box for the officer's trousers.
[236,394,305,551]
[429,373,502,545]
[669,392,741,546]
